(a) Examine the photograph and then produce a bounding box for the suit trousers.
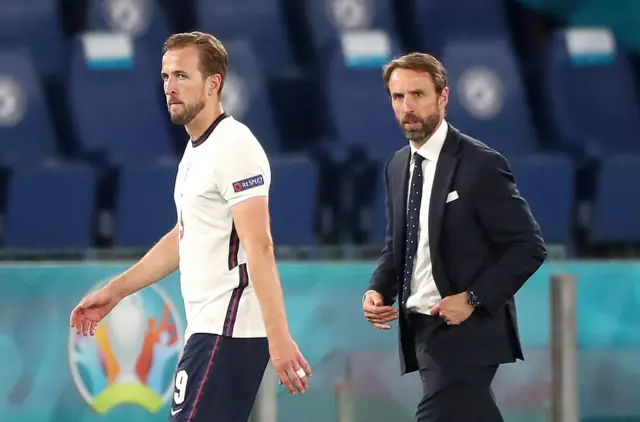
[408,313,504,422]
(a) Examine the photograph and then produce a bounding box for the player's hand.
[429,292,474,325]
[268,334,312,395]
[363,290,398,330]
[69,286,121,336]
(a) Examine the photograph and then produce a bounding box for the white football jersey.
[174,113,270,340]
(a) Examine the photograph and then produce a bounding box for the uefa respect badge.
[68,279,184,414]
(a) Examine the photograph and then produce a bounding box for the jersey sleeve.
[214,129,271,207]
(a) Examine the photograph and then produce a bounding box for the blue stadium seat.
[222,39,280,154]
[326,44,404,161]
[591,155,640,243]
[303,0,399,59]
[544,29,640,156]
[194,0,295,73]
[87,0,173,60]
[68,33,174,165]
[413,0,510,53]
[3,164,97,248]
[442,37,539,158]
[509,154,575,247]
[269,157,318,246]
[0,0,66,79]
[0,49,59,166]
[114,161,177,247]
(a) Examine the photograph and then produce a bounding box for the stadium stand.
[0,49,59,167]
[0,0,639,257]
[543,28,640,157]
[4,163,97,249]
[269,157,319,246]
[591,155,640,245]
[68,33,174,165]
[114,161,178,248]
[222,39,282,155]
[0,0,67,81]
[439,37,541,158]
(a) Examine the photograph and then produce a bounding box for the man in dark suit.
[362,53,547,421]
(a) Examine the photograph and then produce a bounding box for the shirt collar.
[409,119,448,162]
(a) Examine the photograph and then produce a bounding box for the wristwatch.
[466,289,482,307]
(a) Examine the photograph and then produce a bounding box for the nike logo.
[171,408,183,416]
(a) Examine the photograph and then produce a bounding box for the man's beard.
[168,98,205,125]
[400,111,441,142]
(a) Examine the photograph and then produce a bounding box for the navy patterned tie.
[402,152,425,309]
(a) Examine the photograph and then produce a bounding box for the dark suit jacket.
[368,124,547,375]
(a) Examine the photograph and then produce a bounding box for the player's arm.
[105,223,180,299]
[70,224,179,335]
[216,131,310,394]
[232,198,288,338]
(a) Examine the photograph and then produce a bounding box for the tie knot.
[413,152,425,165]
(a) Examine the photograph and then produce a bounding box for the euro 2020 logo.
[68,279,184,414]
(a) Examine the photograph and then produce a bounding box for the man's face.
[161,46,207,125]
[388,68,448,142]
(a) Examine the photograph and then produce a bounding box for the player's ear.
[438,87,449,108]
[209,74,221,97]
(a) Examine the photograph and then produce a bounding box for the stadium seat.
[0,49,59,166]
[413,0,510,54]
[222,39,280,154]
[114,161,177,248]
[269,157,318,246]
[509,154,575,247]
[194,0,295,73]
[544,28,640,156]
[3,164,97,248]
[591,155,640,243]
[68,33,174,165]
[303,0,399,59]
[441,37,539,158]
[0,0,66,79]
[87,0,173,61]
[325,42,404,161]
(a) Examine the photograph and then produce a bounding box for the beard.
[167,96,206,125]
[399,110,441,142]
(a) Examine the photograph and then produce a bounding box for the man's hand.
[70,287,122,336]
[429,292,474,325]
[363,291,398,330]
[269,333,312,395]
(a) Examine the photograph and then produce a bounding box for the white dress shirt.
[405,119,448,315]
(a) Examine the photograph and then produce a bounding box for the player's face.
[388,68,448,142]
[161,46,207,125]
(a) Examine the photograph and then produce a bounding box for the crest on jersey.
[68,278,184,414]
[233,174,264,192]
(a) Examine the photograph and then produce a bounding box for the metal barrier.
[251,363,278,422]
[550,273,579,422]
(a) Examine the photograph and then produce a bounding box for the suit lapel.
[428,127,461,296]
[392,147,411,271]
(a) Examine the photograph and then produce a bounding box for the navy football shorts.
[169,333,269,422]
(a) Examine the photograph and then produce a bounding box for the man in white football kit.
[70,32,311,422]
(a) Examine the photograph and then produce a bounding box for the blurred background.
[0,0,639,421]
